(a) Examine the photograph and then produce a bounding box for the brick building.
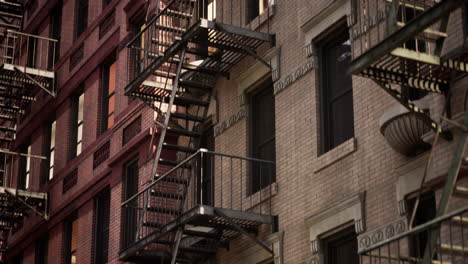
[1,0,468,264]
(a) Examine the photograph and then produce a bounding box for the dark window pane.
[122,159,139,248]
[407,192,436,258]
[324,227,359,264]
[48,4,62,69]
[320,26,354,153]
[250,83,275,194]
[75,0,88,39]
[35,236,48,264]
[94,188,110,263]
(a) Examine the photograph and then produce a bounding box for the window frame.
[247,0,270,23]
[19,144,32,190]
[74,0,89,40]
[99,54,116,135]
[318,23,354,154]
[35,235,48,264]
[406,191,437,258]
[93,188,110,264]
[42,120,56,184]
[121,157,139,249]
[48,3,62,69]
[322,226,359,264]
[63,214,78,264]
[248,80,276,195]
[69,91,84,161]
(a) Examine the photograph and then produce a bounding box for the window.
[64,216,78,264]
[49,3,62,69]
[70,92,84,160]
[122,158,139,248]
[93,188,110,264]
[100,57,116,134]
[42,120,56,184]
[319,25,354,153]
[322,227,359,264]
[406,192,436,258]
[27,33,37,68]
[398,5,428,101]
[247,0,269,22]
[35,236,48,264]
[249,82,276,194]
[103,0,112,8]
[75,0,88,40]
[19,145,32,190]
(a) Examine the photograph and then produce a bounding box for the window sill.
[314,138,357,173]
[246,5,276,31]
[241,182,278,211]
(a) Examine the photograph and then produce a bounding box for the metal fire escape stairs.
[0,0,57,262]
[122,0,275,263]
[349,0,468,263]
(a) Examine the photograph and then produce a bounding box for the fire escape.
[349,0,468,263]
[121,0,276,263]
[0,0,57,262]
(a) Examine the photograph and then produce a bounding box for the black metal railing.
[126,0,274,87]
[0,30,58,72]
[349,0,460,60]
[121,149,275,249]
[360,206,468,264]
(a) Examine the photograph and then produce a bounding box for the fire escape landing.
[350,0,468,263]
[122,0,276,263]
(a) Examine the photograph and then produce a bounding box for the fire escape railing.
[1,29,58,96]
[359,206,468,264]
[121,149,275,250]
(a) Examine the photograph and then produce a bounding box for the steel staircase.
[0,1,55,262]
[349,0,468,263]
[122,0,275,263]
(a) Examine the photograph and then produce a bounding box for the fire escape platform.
[0,186,47,229]
[125,18,275,99]
[119,205,275,261]
[348,0,464,93]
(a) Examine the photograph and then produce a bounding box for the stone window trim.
[304,192,365,261]
[314,137,357,173]
[235,46,281,106]
[301,0,352,58]
[234,231,284,264]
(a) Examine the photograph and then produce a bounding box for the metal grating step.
[163,143,197,153]
[178,79,213,91]
[167,127,202,138]
[146,206,179,215]
[454,186,468,199]
[154,24,186,34]
[150,190,183,200]
[157,175,189,185]
[171,112,205,122]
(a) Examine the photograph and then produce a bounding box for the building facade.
[3,0,468,264]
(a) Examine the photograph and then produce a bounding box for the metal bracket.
[217,25,273,70]
[4,188,48,220]
[214,208,274,256]
[13,66,55,98]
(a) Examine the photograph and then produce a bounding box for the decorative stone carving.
[305,192,366,260]
[357,218,407,251]
[273,59,317,96]
[213,108,247,137]
[235,47,281,105]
